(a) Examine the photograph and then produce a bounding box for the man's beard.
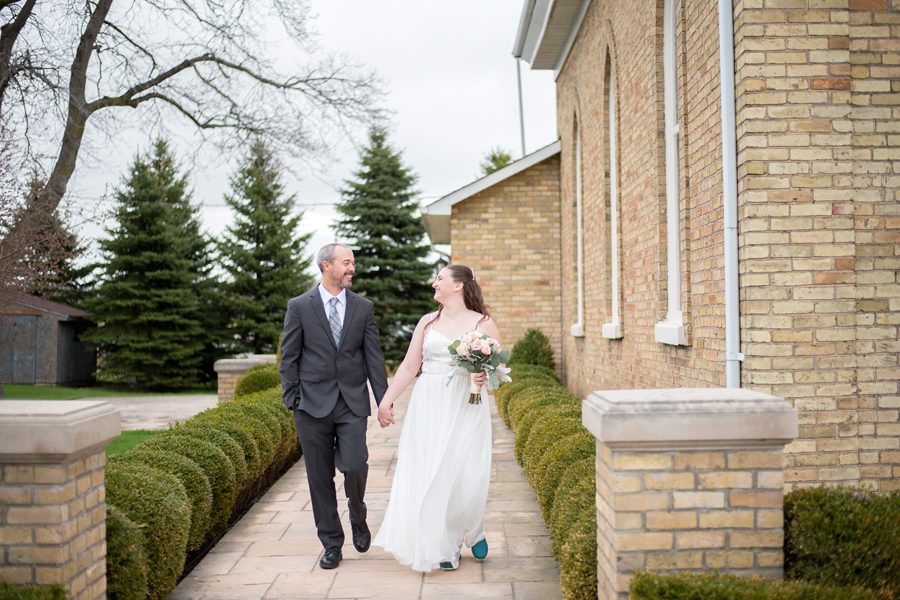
[331,273,352,289]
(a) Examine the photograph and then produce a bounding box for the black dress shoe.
[351,521,371,553]
[320,547,342,569]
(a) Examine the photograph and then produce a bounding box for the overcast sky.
[68,1,558,270]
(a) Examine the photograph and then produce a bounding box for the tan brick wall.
[555,0,726,398]
[0,452,107,600]
[218,372,239,403]
[734,0,900,491]
[553,0,899,491]
[450,155,562,365]
[597,445,786,597]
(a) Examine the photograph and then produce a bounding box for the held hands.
[378,400,395,428]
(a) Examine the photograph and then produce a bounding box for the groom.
[279,243,388,569]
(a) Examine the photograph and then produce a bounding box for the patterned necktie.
[328,297,342,347]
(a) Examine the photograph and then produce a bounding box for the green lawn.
[0,384,214,400]
[106,430,165,456]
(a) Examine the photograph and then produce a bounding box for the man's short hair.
[316,243,349,272]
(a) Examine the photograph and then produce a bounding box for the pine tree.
[334,128,434,364]
[479,147,514,175]
[219,140,313,354]
[84,139,213,389]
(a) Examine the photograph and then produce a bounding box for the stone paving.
[170,386,563,600]
[80,394,219,430]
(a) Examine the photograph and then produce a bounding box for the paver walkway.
[81,394,219,430]
[170,385,563,600]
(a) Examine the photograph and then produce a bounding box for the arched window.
[602,54,622,339]
[655,0,686,345]
[571,118,585,338]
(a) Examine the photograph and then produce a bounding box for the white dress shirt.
[318,284,347,325]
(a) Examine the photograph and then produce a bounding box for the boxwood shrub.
[559,507,598,600]
[630,571,883,600]
[233,363,280,398]
[104,386,300,600]
[508,328,555,370]
[171,425,248,492]
[514,400,582,464]
[508,362,560,383]
[521,414,584,476]
[111,448,212,551]
[140,433,237,532]
[533,431,595,520]
[105,504,149,600]
[496,376,561,426]
[183,410,264,483]
[507,384,576,432]
[785,487,899,597]
[548,457,595,556]
[0,583,67,600]
[105,462,191,600]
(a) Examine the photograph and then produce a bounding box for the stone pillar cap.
[0,400,121,462]
[214,354,277,374]
[583,388,798,449]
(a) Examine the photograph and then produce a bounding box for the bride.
[373,264,501,571]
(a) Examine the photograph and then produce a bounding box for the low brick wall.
[213,354,277,403]
[0,401,120,600]
[583,388,797,599]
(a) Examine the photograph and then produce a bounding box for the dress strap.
[473,314,488,332]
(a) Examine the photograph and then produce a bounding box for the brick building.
[509,0,898,491]
[421,141,562,362]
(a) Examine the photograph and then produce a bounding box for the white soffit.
[513,0,591,73]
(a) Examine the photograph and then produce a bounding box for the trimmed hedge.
[548,457,595,557]
[508,328,555,370]
[785,487,900,597]
[106,504,149,600]
[140,433,237,532]
[105,383,299,600]
[514,400,582,464]
[111,448,213,551]
[520,414,584,477]
[172,425,248,492]
[559,507,598,600]
[630,571,883,600]
[106,462,191,600]
[0,583,67,600]
[507,384,577,432]
[533,431,595,520]
[492,370,597,600]
[234,363,280,397]
[496,375,560,426]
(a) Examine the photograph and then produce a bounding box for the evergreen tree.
[84,139,213,389]
[219,140,313,354]
[480,147,514,175]
[334,128,434,364]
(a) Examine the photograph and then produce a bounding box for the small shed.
[0,293,96,385]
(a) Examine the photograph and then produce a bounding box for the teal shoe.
[440,549,461,570]
[472,538,488,560]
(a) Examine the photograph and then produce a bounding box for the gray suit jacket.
[279,286,388,418]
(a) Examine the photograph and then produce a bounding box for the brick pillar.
[582,388,798,599]
[213,354,277,403]
[0,401,120,600]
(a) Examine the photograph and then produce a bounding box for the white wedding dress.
[373,328,492,571]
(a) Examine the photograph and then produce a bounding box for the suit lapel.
[341,291,359,343]
[309,287,338,351]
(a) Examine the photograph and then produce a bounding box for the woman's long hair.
[428,264,490,329]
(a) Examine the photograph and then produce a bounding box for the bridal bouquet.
[447,331,512,404]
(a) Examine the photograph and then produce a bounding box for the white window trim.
[602,62,622,340]
[571,124,585,338]
[655,0,686,346]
